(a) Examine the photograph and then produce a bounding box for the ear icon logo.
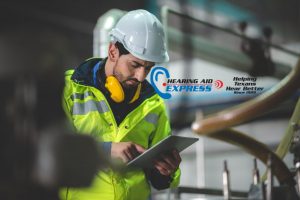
[150,66,172,99]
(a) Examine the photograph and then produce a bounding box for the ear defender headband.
[105,76,141,103]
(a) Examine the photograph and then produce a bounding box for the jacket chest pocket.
[122,113,159,148]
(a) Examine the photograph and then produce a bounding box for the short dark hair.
[115,41,130,56]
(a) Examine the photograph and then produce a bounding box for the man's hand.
[111,142,145,163]
[153,150,181,176]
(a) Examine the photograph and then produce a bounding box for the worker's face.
[109,43,155,89]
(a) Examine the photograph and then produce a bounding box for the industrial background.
[1,0,300,199]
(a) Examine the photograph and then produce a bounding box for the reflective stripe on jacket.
[60,69,180,200]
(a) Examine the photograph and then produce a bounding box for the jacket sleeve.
[62,70,75,123]
[148,99,181,189]
[62,71,112,156]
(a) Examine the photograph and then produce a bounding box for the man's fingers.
[125,143,145,161]
[125,149,134,161]
[134,144,146,154]
[121,153,129,163]
[161,154,177,169]
[111,142,146,163]
[154,161,170,176]
[157,159,172,170]
[153,151,182,176]
[154,159,173,175]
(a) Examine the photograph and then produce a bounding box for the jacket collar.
[71,57,104,86]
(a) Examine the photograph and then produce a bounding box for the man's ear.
[108,43,119,62]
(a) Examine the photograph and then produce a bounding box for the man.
[61,9,181,200]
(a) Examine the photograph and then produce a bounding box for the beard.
[113,70,139,89]
[121,78,140,88]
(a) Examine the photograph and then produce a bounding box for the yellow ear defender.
[129,82,141,104]
[105,76,141,103]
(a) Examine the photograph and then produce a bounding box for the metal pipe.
[266,155,274,200]
[261,98,300,182]
[223,160,231,200]
[253,158,260,185]
[296,162,300,195]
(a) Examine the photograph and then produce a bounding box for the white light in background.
[103,16,114,30]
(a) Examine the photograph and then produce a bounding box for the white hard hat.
[110,9,169,63]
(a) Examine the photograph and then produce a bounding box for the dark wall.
[0,0,146,78]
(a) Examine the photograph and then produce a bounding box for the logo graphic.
[150,66,221,99]
[214,80,224,89]
[150,66,172,99]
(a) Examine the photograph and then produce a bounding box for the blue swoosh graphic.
[150,66,171,99]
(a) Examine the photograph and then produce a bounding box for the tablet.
[127,135,199,169]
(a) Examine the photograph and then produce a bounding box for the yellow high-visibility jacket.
[60,58,180,200]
